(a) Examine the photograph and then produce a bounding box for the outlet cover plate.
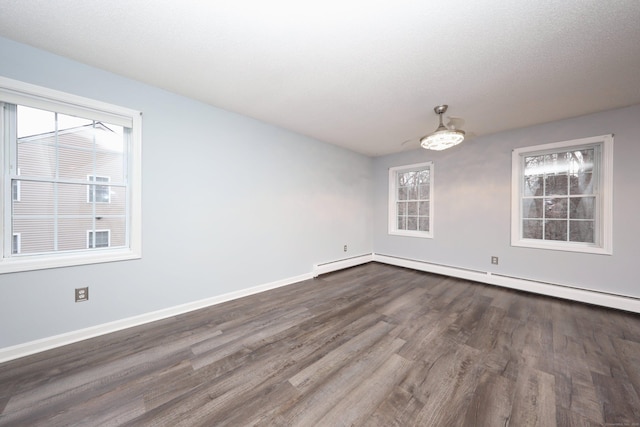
[75,287,89,302]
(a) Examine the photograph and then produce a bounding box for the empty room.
[1,1,639,425]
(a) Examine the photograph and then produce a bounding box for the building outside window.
[88,230,110,249]
[12,233,20,254]
[11,168,20,202]
[88,175,110,203]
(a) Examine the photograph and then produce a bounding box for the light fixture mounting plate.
[434,105,448,115]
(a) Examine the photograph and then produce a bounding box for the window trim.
[388,161,434,238]
[0,76,142,273]
[511,134,613,254]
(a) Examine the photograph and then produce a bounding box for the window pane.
[544,220,567,241]
[407,186,418,200]
[545,198,567,219]
[12,234,20,254]
[59,218,96,251]
[544,152,569,174]
[12,181,55,216]
[17,133,57,179]
[523,220,543,239]
[522,198,543,219]
[88,177,110,203]
[397,216,406,230]
[569,149,595,173]
[12,219,55,254]
[418,201,429,215]
[87,231,109,249]
[17,105,56,138]
[398,187,407,200]
[407,217,418,231]
[524,155,544,176]
[524,175,543,197]
[397,202,406,215]
[12,180,20,202]
[544,174,568,196]
[407,202,418,215]
[418,216,429,232]
[569,220,594,243]
[570,173,593,195]
[570,197,595,220]
[397,172,411,187]
[418,184,429,200]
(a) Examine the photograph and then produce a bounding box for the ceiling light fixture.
[420,105,465,151]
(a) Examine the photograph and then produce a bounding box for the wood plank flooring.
[1,262,640,426]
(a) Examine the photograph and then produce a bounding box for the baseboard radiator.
[2,251,638,363]
[312,254,374,277]
[372,253,640,314]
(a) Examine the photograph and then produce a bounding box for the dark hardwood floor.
[1,262,639,426]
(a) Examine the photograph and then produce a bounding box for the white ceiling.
[1,0,639,156]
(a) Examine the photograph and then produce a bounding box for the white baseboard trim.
[0,271,314,364]
[313,253,374,277]
[373,253,640,314]
[6,252,636,363]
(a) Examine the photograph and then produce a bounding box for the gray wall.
[0,37,373,348]
[373,103,640,299]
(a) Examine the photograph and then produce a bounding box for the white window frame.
[511,134,613,254]
[87,229,111,249]
[388,161,434,238]
[0,76,142,273]
[87,175,111,204]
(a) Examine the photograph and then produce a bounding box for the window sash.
[388,162,434,238]
[511,135,613,254]
[0,76,142,273]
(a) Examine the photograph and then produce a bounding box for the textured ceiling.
[1,0,639,156]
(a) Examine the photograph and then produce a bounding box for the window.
[88,230,110,249]
[388,162,433,238]
[511,134,613,254]
[11,168,20,202]
[1,76,142,273]
[87,175,110,203]
[12,233,20,254]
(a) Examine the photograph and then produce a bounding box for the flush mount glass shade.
[420,129,465,151]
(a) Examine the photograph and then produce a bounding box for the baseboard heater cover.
[313,253,374,277]
[3,252,636,363]
[373,253,640,314]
